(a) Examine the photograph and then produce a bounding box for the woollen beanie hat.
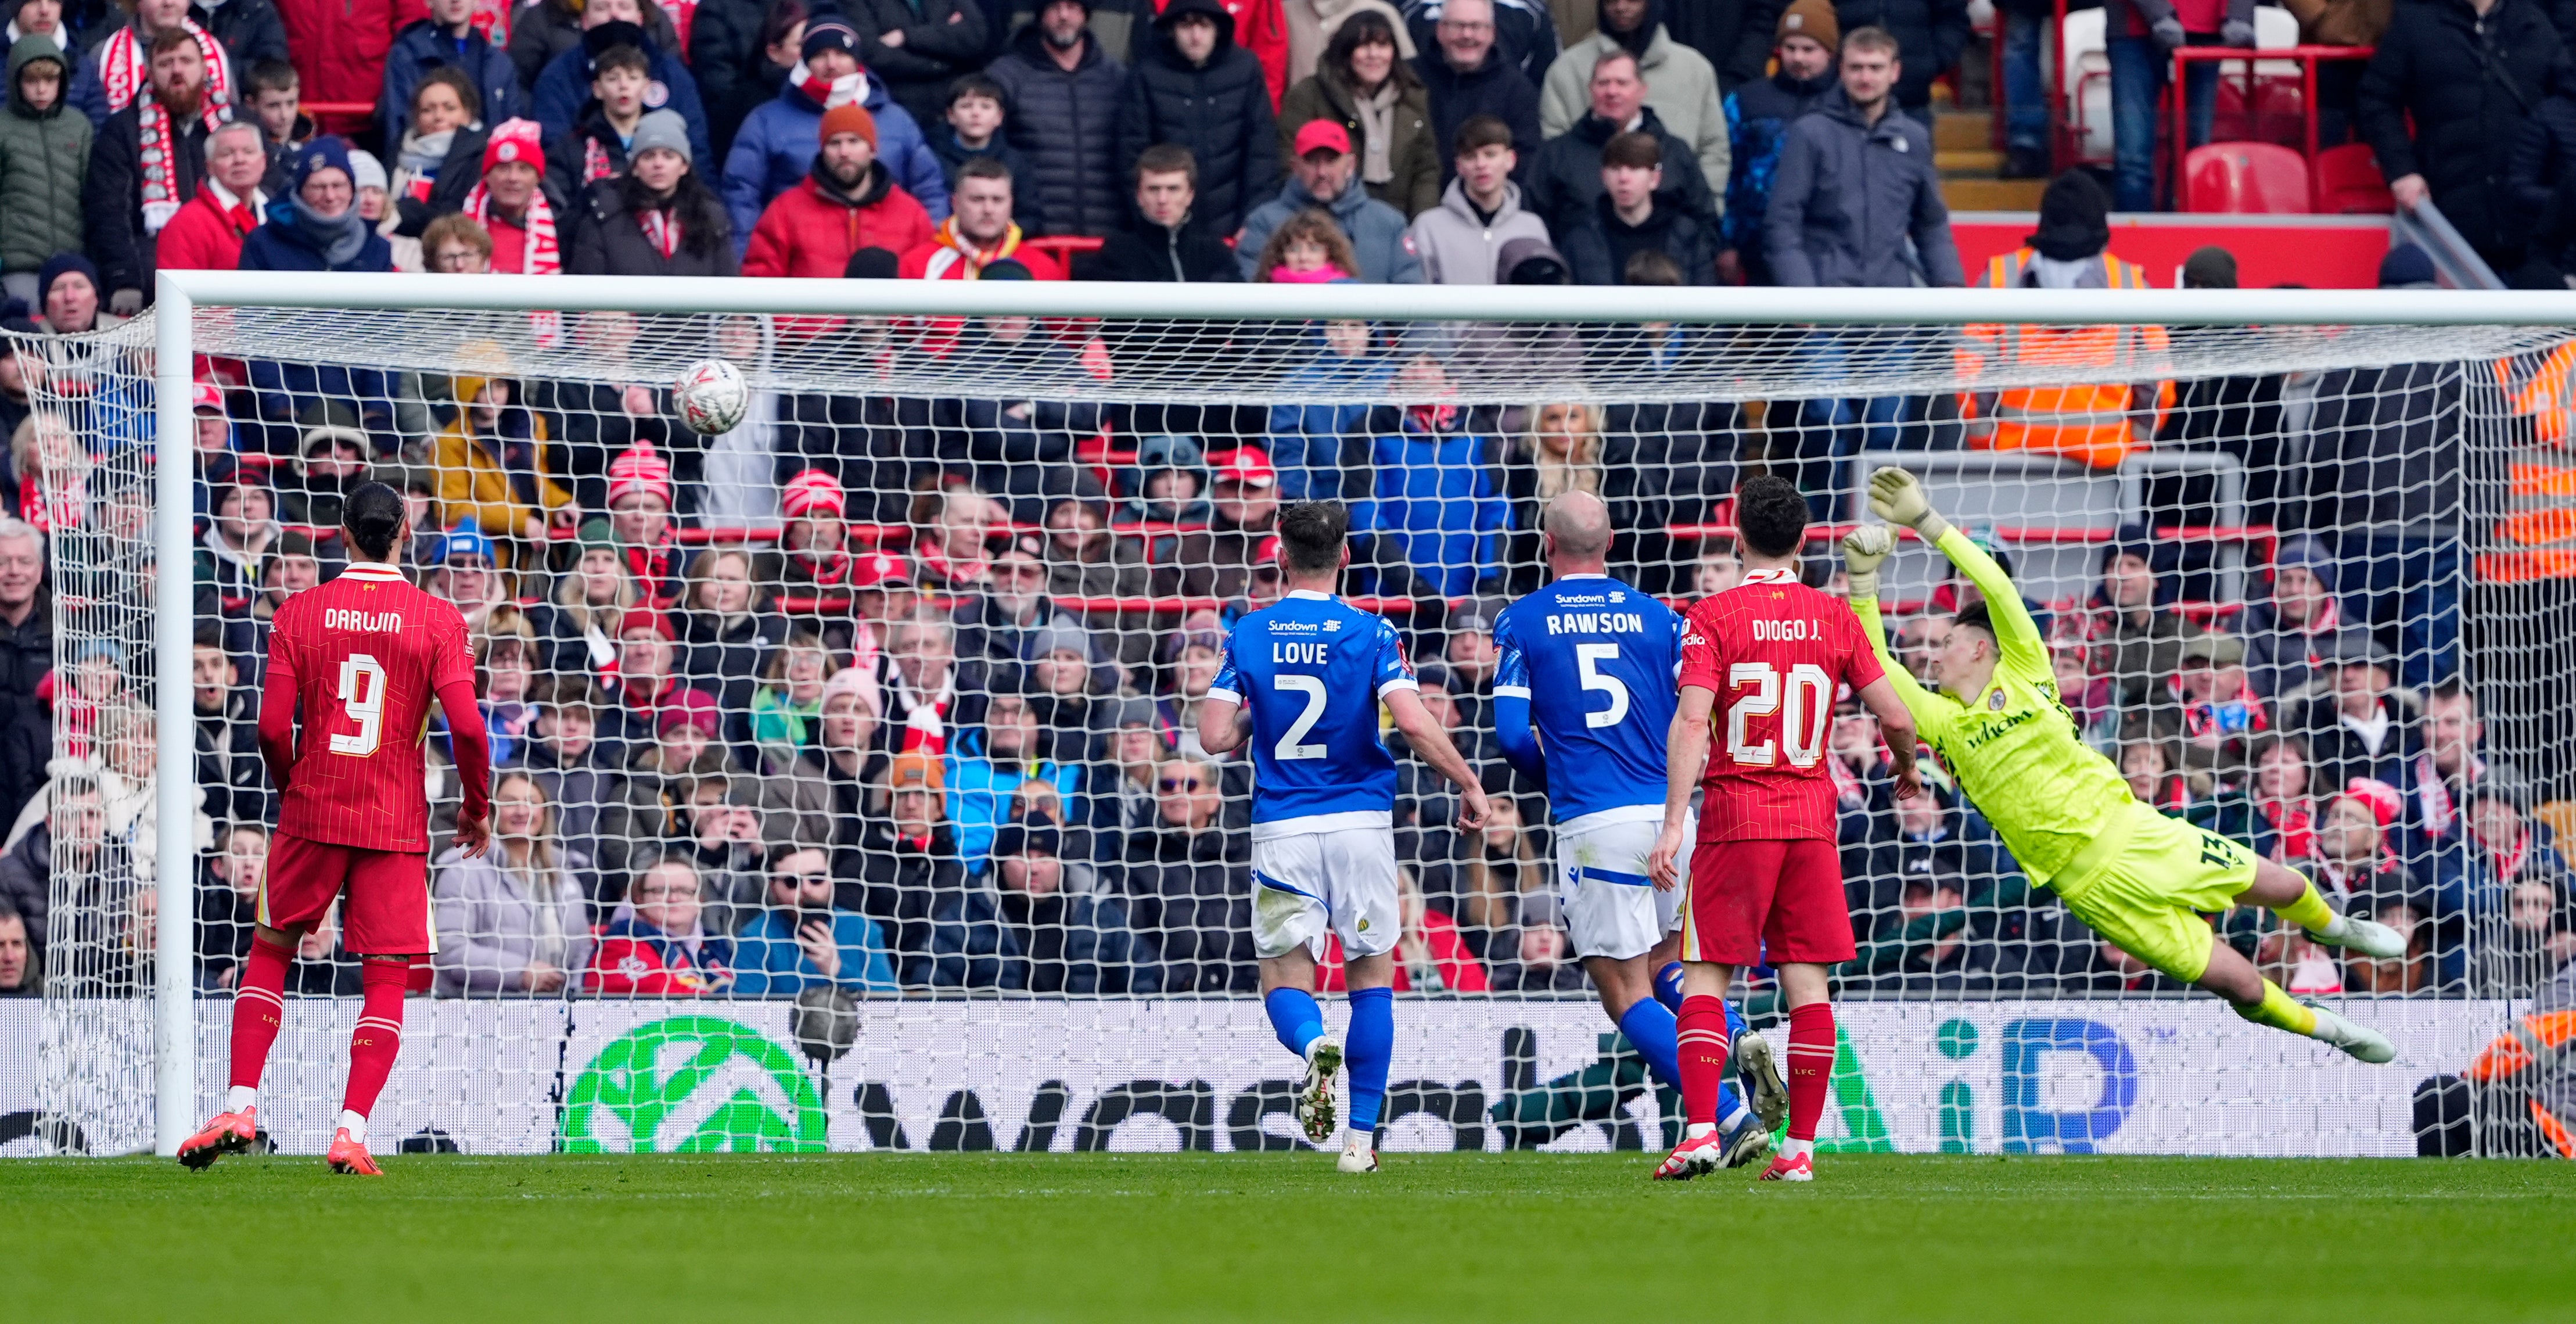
[2028,171,2110,261]
[482,118,544,175]
[2182,245,2239,289]
[347,148,389,194]
[819,101,878,149]
[36,252,99,308]
[1776,0,1839,49]
[630,109,692,166]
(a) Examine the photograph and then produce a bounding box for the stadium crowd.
[0,0,2567,1007]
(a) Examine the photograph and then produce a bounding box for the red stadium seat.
[2180,142,2312,214]
[2311,142,2394,214]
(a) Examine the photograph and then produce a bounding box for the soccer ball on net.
[673,357,750,435]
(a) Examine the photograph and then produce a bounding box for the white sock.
[1343,1130,1370,1151]
[1685,1122,1716,1140]
[1779,1137,1814,1162]
[226,1085,257,1115]
[337,1110,367,1144]
[1721,1101,1754,1132]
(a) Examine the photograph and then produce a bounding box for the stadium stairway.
[1937,106,2045,213]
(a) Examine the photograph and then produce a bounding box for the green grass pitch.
[6,1153,2573,1321]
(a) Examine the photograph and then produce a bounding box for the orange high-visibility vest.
[2481,342,2576,582]
[1955,249,2175,470]
[2471,1007,2576,1158]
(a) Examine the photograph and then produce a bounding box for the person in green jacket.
[0,35,88,310]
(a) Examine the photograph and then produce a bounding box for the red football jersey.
[1677,568,1886,842]
[267,563,476,852]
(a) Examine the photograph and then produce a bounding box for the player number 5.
[331,653,387,757]
[1271,674,1329,760]
[1575,643,1630,729]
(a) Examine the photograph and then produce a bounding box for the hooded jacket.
[380,18,524,148]
[742,157,935,279]
[1115,0,1279,235]
[1410,44,1542,184]
[509,0,683,87]
[2359,0,2571,267]
[1536,0,1729,186]
[1407,174,1549,282]
[1522,102,1713,237]
[1234,167,1425,279]
[1563,186,1715,284]
[1720,62,1833,278]
[0,36,88,275]
[724,67,950,249]
[1278,56,1440,216]
[1763,85,1961,287]
[531,33,713,167]
[987,21,1129,236]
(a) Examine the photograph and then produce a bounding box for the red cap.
[1207,446,1276,489]
[782,468,847,519]
[849,550,915,591]
[1253,534,1281,565]
[656,687,722,737]
[191,381,225,415]
[2343,776,2402,828]
[1292,120,1353,158]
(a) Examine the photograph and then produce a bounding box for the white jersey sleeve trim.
[1491,684,1532,699]
[1204,686,1242,704]
[1375,677,1421,698]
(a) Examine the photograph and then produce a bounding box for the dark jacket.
[567,177,742,278]
[1120,819,1254,993]
[194,0,290,75]
[1115,0,1279,236]
[0,824,48,949]
[1665,0,1782,87]
[1087,212,1244,279]
[688,0,784,158]
[842,819,971,987]
[380,20,524,148]
[394,123,580,241]
[1720,64,1834,279]
[0,590,48,831]
[83,99,209,297]
[508,0,683,88]
[530,36,713,168]
[544,109,633,205]
[997,887,1164,994]
[844,0,992,128]
[1564,188,1716,284]
[2359,0,2571,267]
[2508,92,2576,274]
[1830,0,1975,110]
[926,121,1048,236]
[1278,63,1441,217]
[1522,104,1714,239]
[2304,359,2491,537]
[1411,46,1543,184]
[986,23,1127,236]
[0,37,90,275]
[1400,0,1558,85]
[236,198,396,272]
[1763,85,1962,287]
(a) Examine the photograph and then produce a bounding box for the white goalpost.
[45,270,2571,1158]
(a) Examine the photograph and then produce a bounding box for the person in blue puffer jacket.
[1359,363,1509,600]
[721,13,949,252]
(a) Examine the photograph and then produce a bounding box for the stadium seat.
[2180,142,2311,213]
[2312,143,2394,214]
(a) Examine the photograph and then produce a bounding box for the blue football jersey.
[1491,574,1684,823]
[1207,590,1417,829]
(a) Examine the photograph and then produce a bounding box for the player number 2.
[330,654,387,757]
[1271,674,1330,760]
[1724,662,1831,768]
[1574,643,1630,729]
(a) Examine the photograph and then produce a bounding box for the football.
[673,357,749,435]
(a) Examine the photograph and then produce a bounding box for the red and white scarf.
[583,135,617,185]
[2412,750,2487,840]
[891,668,951,755]
[637,206,681,259]
[110,24,232,235]
[922,216,1025,278]
[463,181,559,275]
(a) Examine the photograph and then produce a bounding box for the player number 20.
[330,653,388,757]
[1724,661,1832,769]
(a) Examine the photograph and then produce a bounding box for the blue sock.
[1264,986,1325,1059]
[1345,986,1395,1135]
[1721,999,1754,1131]
[1617,997,1684,1093]
[1652,961,1686,1014]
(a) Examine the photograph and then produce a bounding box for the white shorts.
[1555,809,1687,962]
[1251,821,1401,961]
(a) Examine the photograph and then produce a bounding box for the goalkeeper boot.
[1718,1117,1774,1170]
[1337,1132,1378,1174]
[177,1109,258,1171]
[325,1128,385,1177]
[1652,1128,1729,1181]
[1758,1150,1815,1183]
[2300,1000,2396,1064]
[1296,1034,1343,1145]
[2309,913,2408,960]
[1736,1031,1789,1133]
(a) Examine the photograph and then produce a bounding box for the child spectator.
[1122,433,1212,525]
[1563,130,1713,285]
[9,410,87,532]
[1361,356,1506,598]
[543,37,651,199]
[927,73,1045,236]
[1409,113,1547,284]
[421,211,494,271]
[244,57,308,154]
[1251,204,1358,281]
[0,35,85,310]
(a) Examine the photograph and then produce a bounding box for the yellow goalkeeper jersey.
[1849,529,2140,896]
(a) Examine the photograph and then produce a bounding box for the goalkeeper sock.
[1617,997,1683,1094]
[1719,998,1754,1133]
[1263,986,1325,1058]
[2273,881,2337,936]
[1785,1002,1837,1144]
[2232,978,2320,1037]
[339,959,409,1131]
[224,933,296,1109]
[1676,995,1730,1138]
[1652,961,1685,1014]
[1344,986,1393,1135]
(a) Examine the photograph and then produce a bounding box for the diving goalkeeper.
[1843,467,2401,1064]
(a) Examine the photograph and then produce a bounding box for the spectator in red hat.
[777,467,886,663]
[605,442,696,609]
[1166,443,1281,600]
[155,120,268,274]
[1233,115,1422,281]
[743,99,933,277]
[398,118,567,278]
[848,547,920,672]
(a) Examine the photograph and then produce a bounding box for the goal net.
[11,277,2572,1160]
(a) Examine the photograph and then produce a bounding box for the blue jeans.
[2107,34,2218,211]
[2004,11,2050,152]
[2338,532,2465,690]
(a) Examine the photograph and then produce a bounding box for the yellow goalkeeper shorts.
[2058,804,2258,985]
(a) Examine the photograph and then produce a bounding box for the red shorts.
[258,831,433,956]
[1682,837,1855,967]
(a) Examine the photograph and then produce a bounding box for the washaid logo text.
[562,1016,828,1153]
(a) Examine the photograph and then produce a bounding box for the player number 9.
[330,653,387,757]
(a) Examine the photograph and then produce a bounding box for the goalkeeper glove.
[1866,466,1953,542]
[1843,524,1895,602]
